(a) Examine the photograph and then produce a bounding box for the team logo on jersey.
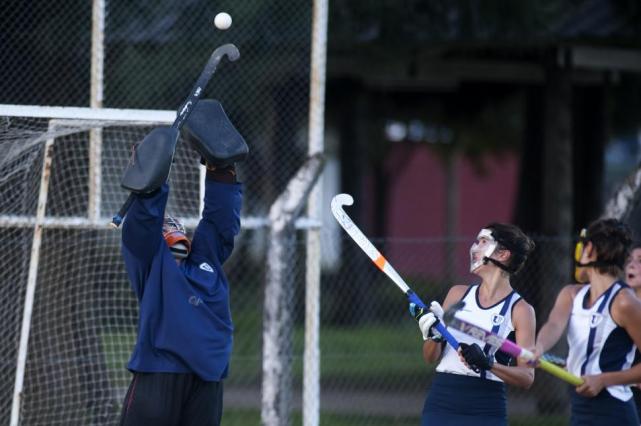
[590,313,603,328]
[491,314,505,326]
[199,262,214,273]
[188,295,203,306]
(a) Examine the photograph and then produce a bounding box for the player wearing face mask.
[533,219,641,426]
[410,223,536,426]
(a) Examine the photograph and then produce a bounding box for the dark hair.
[585,218,633,276]
[485,222,536,275]
[630,242,641,252]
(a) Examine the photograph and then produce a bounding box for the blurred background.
[1,0,641,425]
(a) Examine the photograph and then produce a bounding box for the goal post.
[10,124,54,426]
[0,104,324,424]
[0,105,182,425]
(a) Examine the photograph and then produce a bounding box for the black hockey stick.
[110,43,240,228]
[171,44,239,131]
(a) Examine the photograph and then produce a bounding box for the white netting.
[0,112,215,425]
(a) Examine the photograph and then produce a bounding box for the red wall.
[381,144,519,282]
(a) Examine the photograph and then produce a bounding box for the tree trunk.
[534,52,574,415]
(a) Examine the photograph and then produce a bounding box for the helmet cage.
[163,215,191,258]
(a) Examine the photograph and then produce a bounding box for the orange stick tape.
[374,255,386,271]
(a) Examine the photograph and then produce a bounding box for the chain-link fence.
[312,233,578,426]
[2,1,316,421]
[0,115,584,426]
[1,1,636,425]
[1,0,313,218]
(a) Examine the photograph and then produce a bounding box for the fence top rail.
[0,214,321,230]
[0,104,176,123]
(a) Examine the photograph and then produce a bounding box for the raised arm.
[190,166,242,265]
[534,284,578,356]
[121,184,168,296]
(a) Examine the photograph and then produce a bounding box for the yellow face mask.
[574,228,587,282]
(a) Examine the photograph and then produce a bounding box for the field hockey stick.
[331,193,459,349]
[540,353,568,367]
[444,302,583,385]
[111,44,240,227]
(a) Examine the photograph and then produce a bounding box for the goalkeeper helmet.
[163,214,191,259]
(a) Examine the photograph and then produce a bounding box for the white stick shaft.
[331,194,410,293]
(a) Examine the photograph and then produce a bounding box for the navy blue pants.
[422,372,507,426]
[633,386,641,422]
[571,390,639,426]
[119,372,223,426]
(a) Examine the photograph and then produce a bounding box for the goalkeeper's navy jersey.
[121,178,242,381]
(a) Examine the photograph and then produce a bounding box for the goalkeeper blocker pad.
[120,127,179,193]
[183,99,249,167]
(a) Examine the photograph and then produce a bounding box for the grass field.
[102,318,569,425]
[102,320,426,388]
[222,409,567,426]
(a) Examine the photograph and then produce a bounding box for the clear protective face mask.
[469,228,498,272]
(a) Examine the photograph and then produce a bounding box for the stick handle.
[110,193,135,228]
[538,360,584,386]
[406,291,459,349]
[447,314,584,386]
[503,342,584,385]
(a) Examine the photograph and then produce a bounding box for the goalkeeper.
[118,100,246,426]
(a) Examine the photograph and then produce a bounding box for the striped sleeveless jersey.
[567,281,636,401]
[437,284,522,382]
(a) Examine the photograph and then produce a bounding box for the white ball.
[214,12,232,30]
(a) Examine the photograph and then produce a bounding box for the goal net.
[0,106,267,425]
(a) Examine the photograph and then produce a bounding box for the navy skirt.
[571,390,639,426]
[422,372,507,426]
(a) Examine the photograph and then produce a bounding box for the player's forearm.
[491,363,534,389]
[122,185,167,255]
[422,340,442,364]
[600,365,641,387]
[202,178,242,220]
[191,178,242,263]
[535,321,565,354]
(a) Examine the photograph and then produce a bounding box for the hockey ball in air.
[214,12,232,30]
